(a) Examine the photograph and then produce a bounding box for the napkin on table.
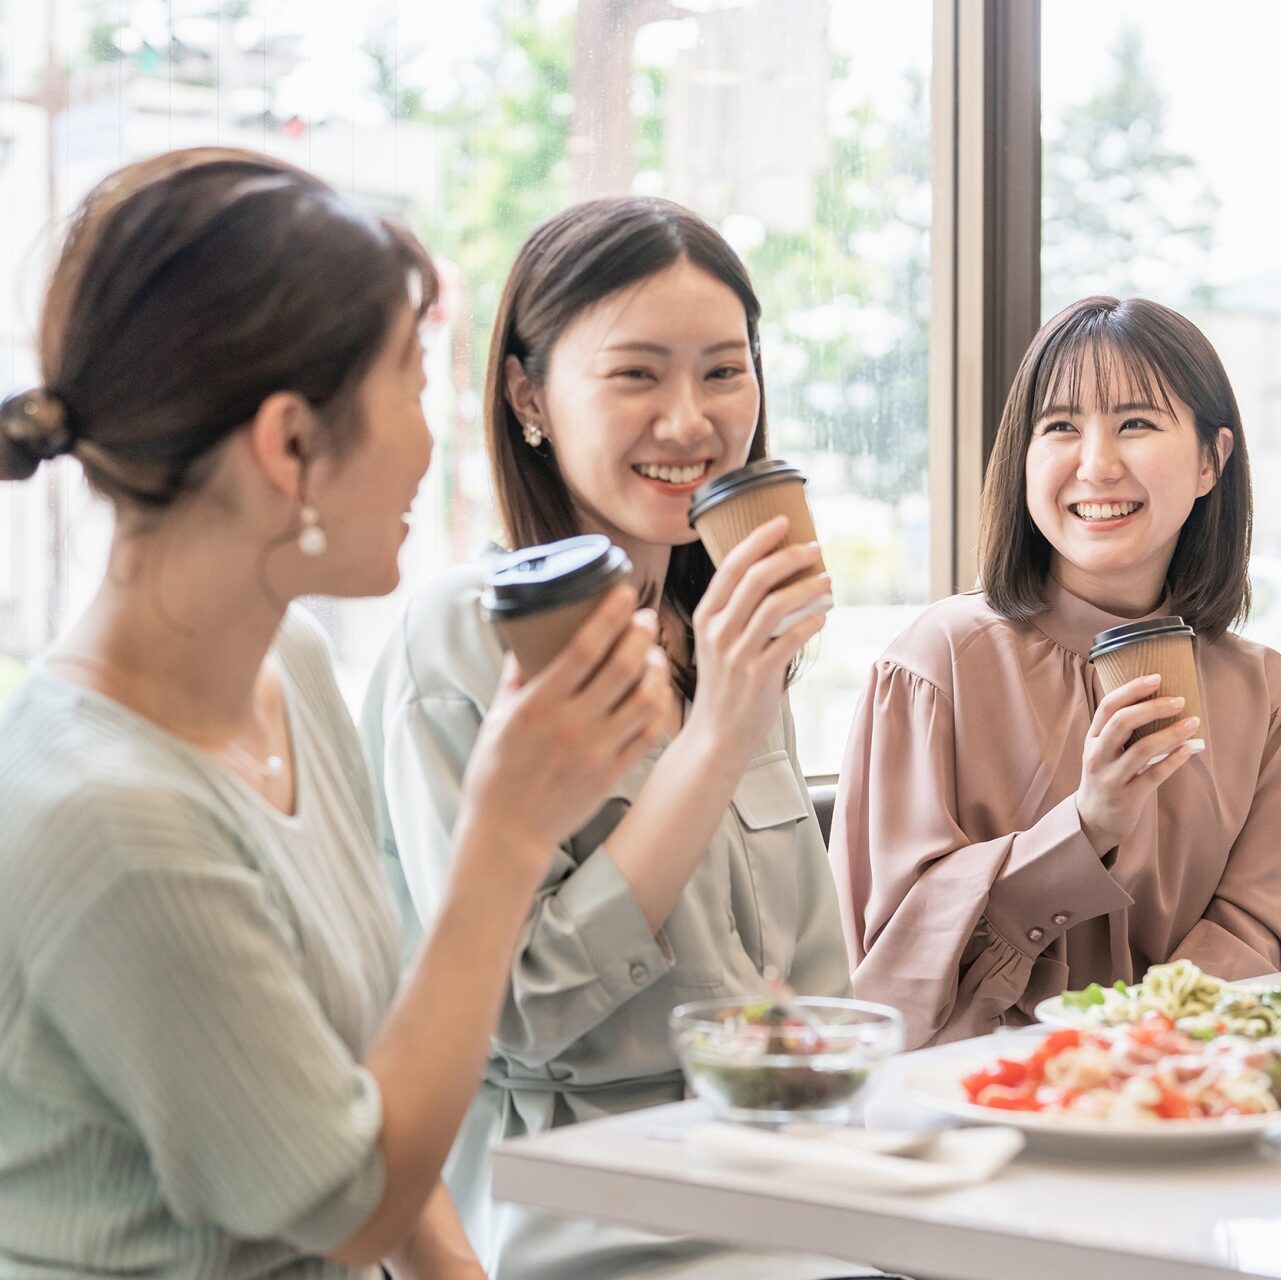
[686,1122,1024,1194]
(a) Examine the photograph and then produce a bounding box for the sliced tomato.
[961,1058,1029,1100]
[1153,1085,1192,1119]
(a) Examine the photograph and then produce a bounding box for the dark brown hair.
[486,196,769,699]
[979,296,1251,640]
[0,147,437,503]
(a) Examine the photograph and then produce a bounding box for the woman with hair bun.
[0,148,668,1276]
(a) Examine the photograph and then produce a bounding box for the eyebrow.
[600,339,749,357]
[1034,400,1168,419]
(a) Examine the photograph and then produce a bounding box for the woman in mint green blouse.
[365,199,881,1280]
[0,149,667,1277]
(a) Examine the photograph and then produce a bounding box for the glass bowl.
[670,995,905,1126]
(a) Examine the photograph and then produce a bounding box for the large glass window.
[1042,1,1281,647]
[0,0,932,773]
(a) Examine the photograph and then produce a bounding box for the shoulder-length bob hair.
[485,196,769,695]
[978,296,1251,640]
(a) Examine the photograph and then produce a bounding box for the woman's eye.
[708,365,745,381]
[1120,417,1158,431]
[1039,420,1076,434]
[613,368,655,381]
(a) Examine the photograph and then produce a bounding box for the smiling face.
[1024,349,1230,613]
[511,258,761,574]
[306,301,433,597]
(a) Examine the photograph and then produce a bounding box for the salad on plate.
[1055,959,1281,1040]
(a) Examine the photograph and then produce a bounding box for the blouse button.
[1052,912,1070,926]
[1027,926,1045,943]
[629,961,649,985]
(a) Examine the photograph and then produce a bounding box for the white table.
[492,1031,1281,1280]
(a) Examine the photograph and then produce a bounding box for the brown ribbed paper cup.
[482,535,632,677]
[1089,617,1204,753]
[688,459,824,581]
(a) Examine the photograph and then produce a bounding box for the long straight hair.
[485,196,769,697]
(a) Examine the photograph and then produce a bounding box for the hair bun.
[0,388,75,470]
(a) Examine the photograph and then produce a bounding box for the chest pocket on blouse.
[731,750,811,830]
[726,750,812,966]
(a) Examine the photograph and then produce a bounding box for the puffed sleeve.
[26,790,384,1253]
[1173,707,1281,977]
[830,660,1131,1049]
[370,567,674,1072]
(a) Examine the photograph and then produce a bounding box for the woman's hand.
[1076,673,1201,854]
[683,515,830,772]
[457,584,670,889]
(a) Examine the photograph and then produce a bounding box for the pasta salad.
[1061,960,1281,1040]
[962,1018,1281,1120]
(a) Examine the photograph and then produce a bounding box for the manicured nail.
[1142,674,1161,685]
[1183,716,1200,730]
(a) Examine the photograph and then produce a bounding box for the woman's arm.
[334,587,670,1264]
[385,1183,485,1280]
[830,658,1133,1050]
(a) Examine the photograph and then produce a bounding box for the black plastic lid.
[1088,615,1195,661]
[481,535,631,620]
[687,458,806,527]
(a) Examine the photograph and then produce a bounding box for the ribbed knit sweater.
[0,609,398,1277]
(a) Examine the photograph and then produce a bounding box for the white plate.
[1034,974,1281,1031]
[903,1052,1281,1153]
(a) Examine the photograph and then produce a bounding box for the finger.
[735,571,832,652]
[760,607,827,669]
[573,619,657,718]
[604,648,671,748]
[710,542,825,641]
[531,583,638,695]
[1096,696,1187,755]
[1119,716,1202,782]
[1130,738,1199,788]
[695,516,791,617]
[1088,674,1161,737]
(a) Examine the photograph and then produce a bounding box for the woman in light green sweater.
[0,149,668,1277]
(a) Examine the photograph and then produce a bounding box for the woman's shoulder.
[877,589,1022,690]
[1203,628,1281,712]
[0,676,244,912]
[373,556,507,710]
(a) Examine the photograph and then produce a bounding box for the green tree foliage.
[1042,26,1217,315]
[747,68,930,507]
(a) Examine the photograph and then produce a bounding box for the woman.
[363,198,872,1280]
[831,296,1281,1051]
[0,149,668,1276]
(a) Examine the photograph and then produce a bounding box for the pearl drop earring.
[298,503,327,557]
[521,421,544,448]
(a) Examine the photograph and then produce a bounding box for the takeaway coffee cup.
[688,458,832,634]
[482,534,632,676]
[1088,617,1205,758]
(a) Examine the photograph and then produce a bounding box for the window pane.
[1,0,932,775]
[1042,1,1281,647]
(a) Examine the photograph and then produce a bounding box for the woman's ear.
[1197,426,1235,497]
[504,354,546,435]
[247,392,319,500]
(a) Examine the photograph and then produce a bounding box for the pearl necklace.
[46,651,287,783]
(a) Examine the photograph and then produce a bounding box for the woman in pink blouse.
[831,296,1281,1050]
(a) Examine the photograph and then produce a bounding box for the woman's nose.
[653,380,712,444]
[1077,426,1124,483]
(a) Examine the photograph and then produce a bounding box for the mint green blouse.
[0,611,399,1277]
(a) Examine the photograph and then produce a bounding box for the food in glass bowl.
[670,996,904,1125]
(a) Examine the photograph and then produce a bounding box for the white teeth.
[636,462,709,484]
[1073,501,1140,521]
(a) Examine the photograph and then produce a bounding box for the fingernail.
[1167,696,1186,708]
[634,607,658,626]
[1183,716,1201,730]
[1143,674,1161,685]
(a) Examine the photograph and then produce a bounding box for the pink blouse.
[831,577,1281,1050]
